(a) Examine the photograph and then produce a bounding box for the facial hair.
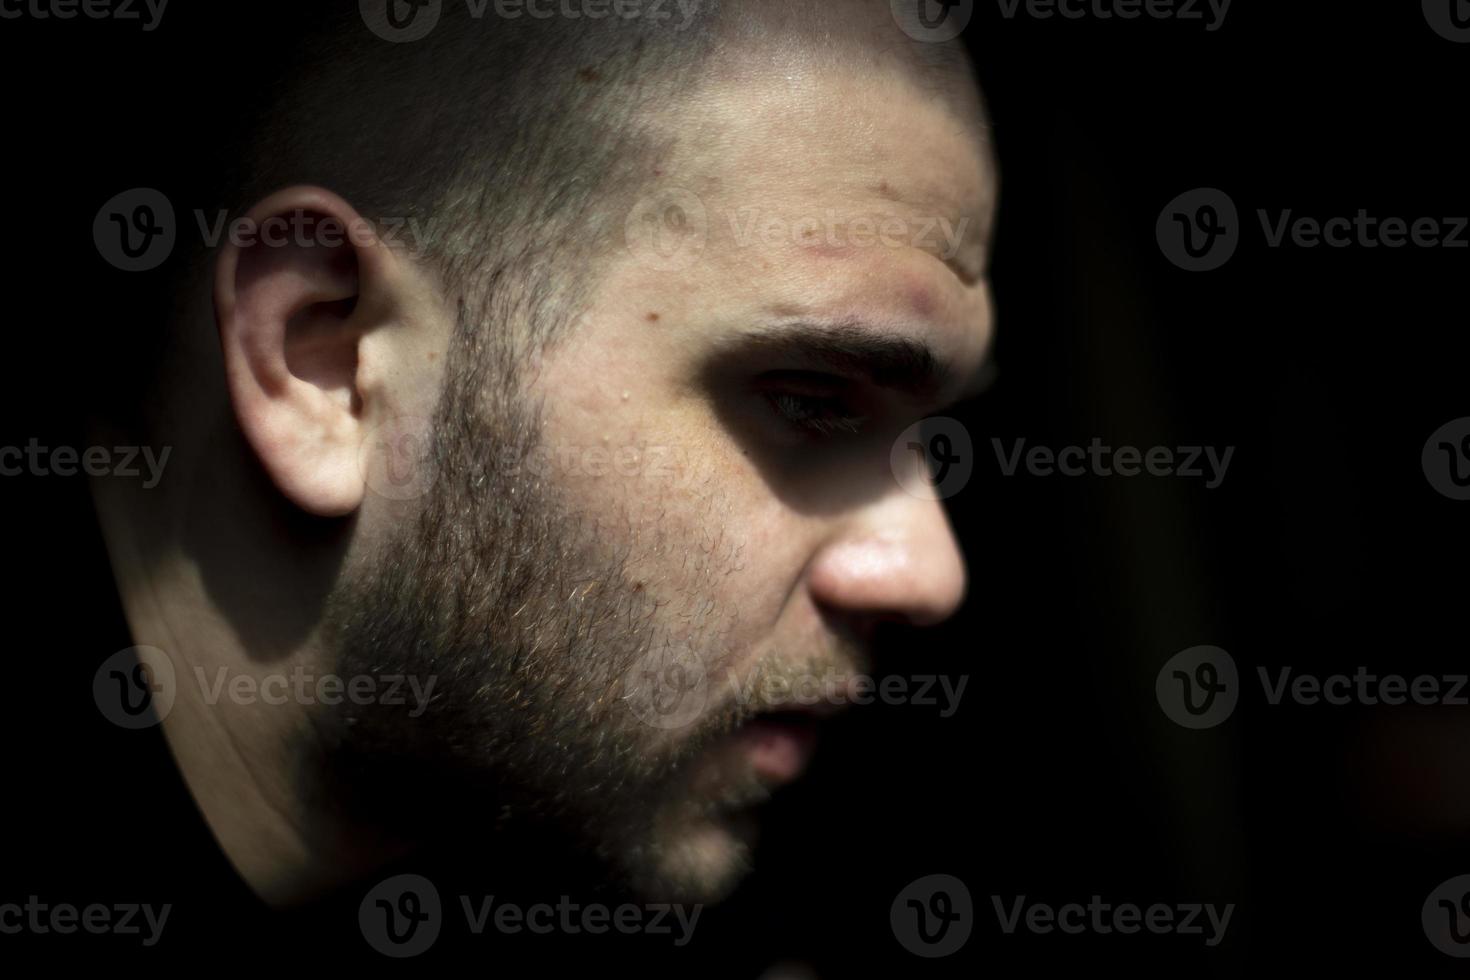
[309,319,756,900]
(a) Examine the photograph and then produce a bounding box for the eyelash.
[765,390,869,436]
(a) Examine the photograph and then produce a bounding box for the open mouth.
[729,709,823,783]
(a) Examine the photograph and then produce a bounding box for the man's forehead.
[676,54,991,178]
[595,31,997,388]
[659,63,996,274]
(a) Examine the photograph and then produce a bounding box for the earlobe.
[214,187,396,518]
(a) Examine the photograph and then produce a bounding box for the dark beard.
[303,320,762,901]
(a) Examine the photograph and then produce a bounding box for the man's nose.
[804,490,968,629]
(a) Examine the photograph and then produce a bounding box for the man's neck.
[93,478,404,907]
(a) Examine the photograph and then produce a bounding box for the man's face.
[325,60,994,902]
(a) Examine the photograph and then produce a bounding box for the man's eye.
[765,390,868,436]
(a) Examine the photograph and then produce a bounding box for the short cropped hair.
[92,1,976,439]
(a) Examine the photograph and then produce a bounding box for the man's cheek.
[604,441,714,502]
[611,445,643,478]
[655,443,705,493]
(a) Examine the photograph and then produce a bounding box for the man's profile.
[87,0,996,910]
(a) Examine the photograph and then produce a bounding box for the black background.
[3,1,1468,973]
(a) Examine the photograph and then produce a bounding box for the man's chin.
[618,707,830,903]
[627,811,760,905]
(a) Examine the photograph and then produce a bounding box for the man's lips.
[729,709,823,783]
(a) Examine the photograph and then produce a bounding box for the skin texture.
[90,16,996,908]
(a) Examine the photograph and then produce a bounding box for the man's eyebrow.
[714,322,946,398]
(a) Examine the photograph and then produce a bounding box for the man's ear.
[214,186,399,518]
